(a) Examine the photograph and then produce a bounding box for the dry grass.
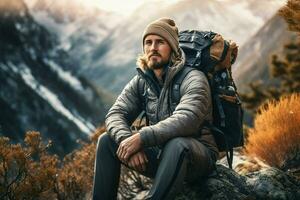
[55,126,106,200]
[0,125,152,199]
[245,93,300,169]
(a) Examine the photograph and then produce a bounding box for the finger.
[116,144,123,158]
[124,146,135,161]
[138,153,146,172]
[120,147,128,163]
[116,146,120,157]
[123,150,130,161]
[124,144,140,161]
[119,144,126,159]
[117,147,124,161]
[128,155,137,171]
[121,146,129,161]
[127,158,133,168]
[134,155,142,172]
[142,151,148,163]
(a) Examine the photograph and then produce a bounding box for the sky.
[25,0,233,16]
[91,0,234,14]
[79,0,180,15]
[25,0,285,17]
[24,0,181,16]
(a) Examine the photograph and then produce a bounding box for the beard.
[148,59,169,69]
[147,54,169,70]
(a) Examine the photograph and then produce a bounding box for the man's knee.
[163,137,190,156]
[96,132,116,154]
[97,132,110,144]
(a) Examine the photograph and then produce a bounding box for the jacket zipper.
[137,68,176,123]
[137,68,160,98]
[137,68,166,122]
[156,87,165,122]
[155,71,172,122]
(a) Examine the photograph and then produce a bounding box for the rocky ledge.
[129,153,300,200]
[175,164,299,200]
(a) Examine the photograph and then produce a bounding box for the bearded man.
[92,18,218,200]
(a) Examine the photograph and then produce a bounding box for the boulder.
[131,157,300,200]
[175,165,253,200]
[174,164,300,200]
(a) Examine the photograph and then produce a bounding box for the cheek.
[144,47,149,54]
[160,47,171,59]
[144,44,152,53]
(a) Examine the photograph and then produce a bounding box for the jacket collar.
[136,48,186,87]
[164,48,186,87]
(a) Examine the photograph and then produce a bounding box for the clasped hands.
[116,132,148,172]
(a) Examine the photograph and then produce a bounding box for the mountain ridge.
[86,0,285,93]
[233,14,297,93]
[0,0,109,156]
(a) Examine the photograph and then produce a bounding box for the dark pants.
[92,133,214,200]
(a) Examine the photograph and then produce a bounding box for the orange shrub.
[0,130,100,200]
[55,126,106,200]
[245,93,300,169]
[0,131,59,200]
[0,126,150,199]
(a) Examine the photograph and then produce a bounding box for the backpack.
[171,30,244,169]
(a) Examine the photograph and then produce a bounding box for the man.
[92,18,219,200]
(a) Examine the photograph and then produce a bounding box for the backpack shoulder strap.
[137,75,146,104]
[137,75,149,126]
[171,67,195,106]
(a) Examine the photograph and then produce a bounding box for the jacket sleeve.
[139,70,212,147]
[105,75,143,144]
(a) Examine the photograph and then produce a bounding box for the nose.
[150,41,158,51]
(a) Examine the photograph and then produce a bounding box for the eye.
[144,40,152,46]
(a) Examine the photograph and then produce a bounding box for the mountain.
[233,14,297,93]
[224,0,286,21]
[23,0,285,94]
[232,13,297,125]
[0,0,108,156]
[24,0,121,73]
[83,0,285,93]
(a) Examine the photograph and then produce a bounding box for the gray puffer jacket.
[105,50,218,158]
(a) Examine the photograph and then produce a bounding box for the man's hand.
[117,133,142,163]
[127,150,148,172]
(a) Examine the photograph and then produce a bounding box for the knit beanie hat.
[142,18,179,56]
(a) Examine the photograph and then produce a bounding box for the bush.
[0,126,151,199]
[0,128,102,200]
[0,131,59,200]
[245,93,300,170]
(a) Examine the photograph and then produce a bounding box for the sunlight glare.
[87,0,180,15]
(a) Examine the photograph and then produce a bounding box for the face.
[143,34,172,70]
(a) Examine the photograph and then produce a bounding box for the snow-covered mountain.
[24,0,121,73]
[23,0,286,95]
[0,0,109,156]
[85,0,286,93]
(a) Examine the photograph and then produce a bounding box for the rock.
[174,164,300,200]
[246,167,300,200]
[131,164,299,200]
[125,151,300,200]
[175,165,254,200]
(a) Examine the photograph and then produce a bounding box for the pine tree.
[241,0,300,112]
[279,0,300,33]
[241,40,300,111]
